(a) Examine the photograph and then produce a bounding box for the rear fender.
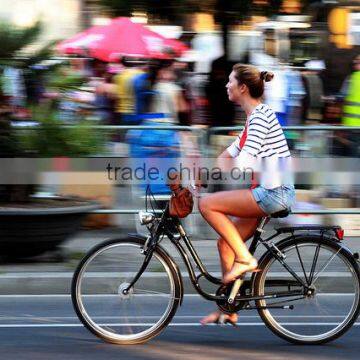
[250,234,357,291]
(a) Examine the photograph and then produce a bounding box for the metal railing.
[15,124,359,131]
[14,123,359,158]
[13,123,360,136]
[13,123,360,216]
[20,123,357,153]
[91,209,360,215]
[209,125,360,132]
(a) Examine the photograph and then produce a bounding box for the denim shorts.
[252,185,295,215]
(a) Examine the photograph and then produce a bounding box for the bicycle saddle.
[271,208,290,218]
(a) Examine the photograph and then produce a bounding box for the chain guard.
[216,282,249,314]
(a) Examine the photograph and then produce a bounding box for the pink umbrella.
[57,18,188,61]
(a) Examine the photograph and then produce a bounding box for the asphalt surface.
[0,295,359,360]
[0,226,359,358]
[0,231,359,294]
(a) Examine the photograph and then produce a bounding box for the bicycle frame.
[128,202,308,306]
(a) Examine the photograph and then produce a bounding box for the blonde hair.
[232,64,274,98]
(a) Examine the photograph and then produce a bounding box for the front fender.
[128,233,184,306]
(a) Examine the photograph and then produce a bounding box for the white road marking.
[0,315,351,320]
[0,271,352,279]
[0,293,355,298]
[0,323,359,328]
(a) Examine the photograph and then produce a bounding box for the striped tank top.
[227,103,292,189]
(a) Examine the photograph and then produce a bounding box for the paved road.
[0,228,358,358]
[0,295,359,360]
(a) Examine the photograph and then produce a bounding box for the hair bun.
[260,71,274,82]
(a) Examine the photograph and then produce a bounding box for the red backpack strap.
[240,121,258,189]
[239,122,248,149]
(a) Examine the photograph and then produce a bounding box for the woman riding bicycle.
[73,64,360,343]
[199,64,295,325]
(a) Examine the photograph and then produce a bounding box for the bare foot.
[223,257,259,284]
[200,311,221,325]
[200,311,238,325]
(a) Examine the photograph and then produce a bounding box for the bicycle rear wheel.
[254,235,360,344]
[72,237,182,344]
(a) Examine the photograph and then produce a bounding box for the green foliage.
[0,19,102,203]
[0,117,19,156]
[214,0,286,22]
[0,19,57,72]
[23,40,58,68]
[47,69,87,93]
[19,106,105,157]
[0,72,20,156]
[99,0,190,23]
[98,0,286,23]
[100,0,135,16]
[0,20,42,61]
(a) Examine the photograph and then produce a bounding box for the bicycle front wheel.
[254,236,360,344]
[72,237,182,344]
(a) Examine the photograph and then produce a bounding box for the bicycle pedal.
[216,314,237,327]
[216,314,227,325]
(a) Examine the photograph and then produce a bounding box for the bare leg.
[200,217,260,325]
[199,190,266,283]
[217,217,260,275]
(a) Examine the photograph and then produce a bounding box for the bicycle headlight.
[138,211,155,225]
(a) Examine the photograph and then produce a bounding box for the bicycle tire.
[72,236,183,345]
[253,235,360,345]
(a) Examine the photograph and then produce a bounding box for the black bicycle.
[72,187,360,345]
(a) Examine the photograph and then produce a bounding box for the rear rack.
[275,225,344,240]
[275,225,342,234]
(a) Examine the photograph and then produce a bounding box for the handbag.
[169,184,194,218]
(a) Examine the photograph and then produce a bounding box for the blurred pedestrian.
[206,56,235,127]
[127,60,182,196]
[150,60,188,124]
[2,66,26,113]
[341,55,360,156]
[113,58,147,126]
[173,59,194,126]
[93,71,116,124]
[342,55,360,127]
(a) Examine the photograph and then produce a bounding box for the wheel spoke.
[295,244,309,285]
[309,244,321,284]
[257,239,359,344]
[72,240,179,344]
[135,288,171,296]
[312,248,341,285]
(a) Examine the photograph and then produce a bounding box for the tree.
[0,21,43,202]
[0,21,103,202]
[97,0,286,60]
[0,21,42,62]
[99,0,188,24]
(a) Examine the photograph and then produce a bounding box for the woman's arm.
[218,148,233,159]
[216,148,234,172]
